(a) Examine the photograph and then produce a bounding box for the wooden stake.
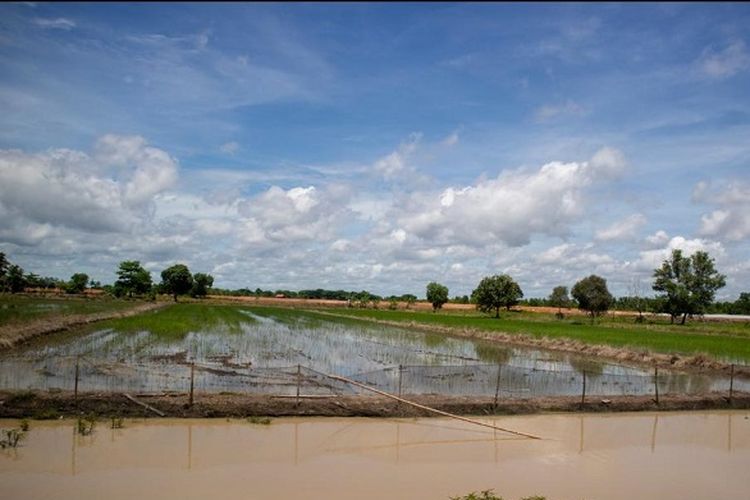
[189,362,195,407]
[729,364,734,403]
[325,373,542,440]
[580,370,586,409]
[74,356,80,400]
[654,366,659,405]
[397,364,403,400]
[493,364,502,409]
[296,364,301,406]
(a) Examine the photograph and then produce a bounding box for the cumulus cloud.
[694,180,750,241]
[636,236,726,271]
[391,147,627,247]
[698,40,750,79]
[0,135,177,237]
[595,213,647,241]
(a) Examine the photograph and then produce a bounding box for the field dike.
[309,311,750,379]
[0,301,168,350]
[1,390,748,419]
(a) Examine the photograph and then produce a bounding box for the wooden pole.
[189,362,195,407]
[493,364,502,409]
[124,393,166,417]
[296,364,301,406]
[729,364,734,403]
[580,370,586,409]
[74,356,80,400]
[325,373,542,440]
[654,366,659,405]
[397,364,403,400]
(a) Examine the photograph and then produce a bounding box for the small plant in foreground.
[247,416,272,425]
[19,419,30,432]
[0,428,26,449]
[76,416,96,436]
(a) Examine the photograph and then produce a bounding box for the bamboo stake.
[124,393,166,417]
[493,364,502,409]
[189,362,195,407]
[326,373,541,440]
[74,355,80,400]
[729,364,734,403]
[654,366,659,405]
[580,370,586,409]
[296,364,301,406]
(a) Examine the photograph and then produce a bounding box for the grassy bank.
[0,295,136,326]
[307,308,750,363]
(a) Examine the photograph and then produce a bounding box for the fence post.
[296,364,301,406]
[654,366,659,405]
[729,364,734,404]
[580,370,586,410]
[493,364,502,409]
[74,355,80,401]
[397,364,403,400]
[189,362,195,407]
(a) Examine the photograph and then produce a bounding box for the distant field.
[0,294,136,326]
[307,308,750,363]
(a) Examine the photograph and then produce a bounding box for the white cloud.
[645,230,670,248]
[33,17,76,30]
[636,236,726,271]
[695,181,750,241]
[0,135,177,236]
[441,130,460,147]
[373,133,421,180]
[698,40,750,79]
[392,147,626,247]
[595,213,647,241]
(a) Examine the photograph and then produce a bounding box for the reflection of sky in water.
[0,309,744,396]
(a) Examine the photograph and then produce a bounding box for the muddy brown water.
[1,411,748,499]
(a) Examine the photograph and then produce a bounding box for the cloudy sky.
[1,3,749,299]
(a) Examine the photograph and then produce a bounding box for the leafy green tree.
[114,261,152,298]
[4,265,26,293]
[65,273,89,294]
[426,282,449,311]
[161,264,193,302]
[732,292,750,315]
[571,275,613,321]
[653,249,726,324]
[548,286,570,318]
[190,273,214,298]
[0,252,8,283]
[472,274,523,318]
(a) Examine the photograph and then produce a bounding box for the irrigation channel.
[0,411,748,499]
[0,308,745,398]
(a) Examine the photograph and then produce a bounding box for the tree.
[114,261,152,298]
[627,277,646,323]
[65,273,89,294]
[472,274,523,318]
[190,273,214,298]
[161,264,193,302]
[426,282,449,311]
[5,265,26,293]
[571,275,613,321]
[652,249,726,325]
[548,286,570,319]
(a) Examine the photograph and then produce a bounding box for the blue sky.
[1,2,749,299]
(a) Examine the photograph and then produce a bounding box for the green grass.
[308,308,750,363]
[0,295,135,326]
[98,302,256,338]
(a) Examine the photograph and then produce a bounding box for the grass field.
[307,308,750,363]
[0,295,137,326]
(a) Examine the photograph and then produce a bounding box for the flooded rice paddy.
[0,306,743,396]
[1,411,748,500]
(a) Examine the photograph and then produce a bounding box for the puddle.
[0,411,748,499]
[0,308,743,396]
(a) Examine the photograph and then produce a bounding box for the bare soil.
[0,301,168,350]
[1,389,747,420]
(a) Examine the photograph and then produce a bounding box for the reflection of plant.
[0,428,25,449]
[77,416,96,436]
[450,491,546,500]
[247,416,271,425]
[110,417,124,429]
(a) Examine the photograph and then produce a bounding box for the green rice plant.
[76,415,96,436]
[19,419,29,432]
